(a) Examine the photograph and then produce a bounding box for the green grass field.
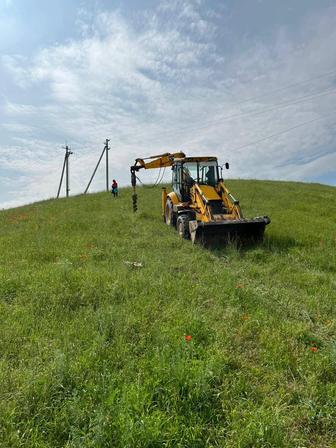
[0,180,335,447]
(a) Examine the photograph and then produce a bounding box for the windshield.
[182,161,218,186]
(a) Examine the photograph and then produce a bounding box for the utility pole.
[84,139,110,194]
[65,145,73,197]
[105,138,110,191]
[57,156,66,199]
[57,145,73,199]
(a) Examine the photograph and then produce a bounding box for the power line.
[214,87,336,125]
[227,113,336,153]
[179,87,336,147]
[149,115,336,185]
[220,67,336,110]
[131,114,335,188]
[122,86,336,148]
[116,68,336,145]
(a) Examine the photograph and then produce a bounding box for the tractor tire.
[177,214,191,240]
[165,200,176,227]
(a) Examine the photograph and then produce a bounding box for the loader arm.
[217,181,243,219]
[189,181,243,222]
[188,179,270,244]
[190,184,212,221]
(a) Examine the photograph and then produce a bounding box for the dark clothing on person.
[111,180,118,197]
[205,167,216,186]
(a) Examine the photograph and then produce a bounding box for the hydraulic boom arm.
[131,152,186,171]
[130,152,185,212]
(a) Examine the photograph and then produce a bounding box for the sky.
[0,0,335,209]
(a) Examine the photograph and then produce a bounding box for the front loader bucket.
[189,217,270,246]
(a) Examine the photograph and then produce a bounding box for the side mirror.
[225,162,229,170]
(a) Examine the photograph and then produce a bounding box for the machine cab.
[172,157,220,202]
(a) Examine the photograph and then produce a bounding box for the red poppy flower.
[185,335,192,342]
[310,346,318,353]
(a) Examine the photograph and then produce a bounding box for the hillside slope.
[0,180,335,448]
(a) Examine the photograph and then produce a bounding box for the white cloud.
[1,1,336,208]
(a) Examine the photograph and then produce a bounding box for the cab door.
[172,163,183,201]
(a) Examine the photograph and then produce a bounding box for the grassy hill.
[0,180,335,448]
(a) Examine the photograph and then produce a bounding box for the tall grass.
[0,180,335,447]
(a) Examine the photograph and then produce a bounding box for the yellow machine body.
[130,153,270,245]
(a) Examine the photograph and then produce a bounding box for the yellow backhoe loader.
[130,152,270,245]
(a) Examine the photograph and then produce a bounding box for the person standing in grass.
[111,179,118,197]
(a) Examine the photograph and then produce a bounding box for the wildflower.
[185,335,192,342]
[236,284,244,289]
[310,346,318,353]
